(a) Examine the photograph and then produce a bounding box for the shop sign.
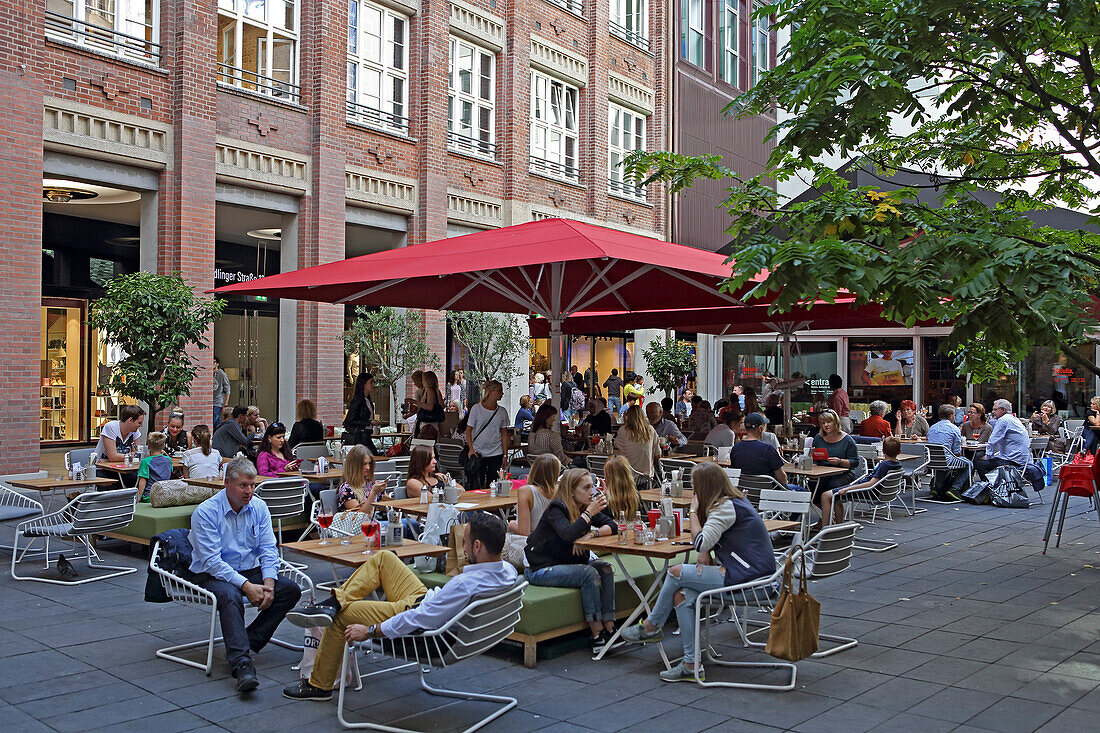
[214,268,262,284]
[806,379,831,390]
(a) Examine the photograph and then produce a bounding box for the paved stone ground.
[1,487,1098,733]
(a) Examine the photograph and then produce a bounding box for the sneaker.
[589,633,607,657]
[287,603,337,628]
[945,490,962,502]
[620,621,664,644]
[233,659,259,693]
[659,662,704,683]
[283,679,332,701]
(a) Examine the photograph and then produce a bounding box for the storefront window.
[41,300,85,443]
[721,340,837,413]
[922,336,966,408]
[527,336,633,395]
[1022,344,1096,417]
[848,338,914,406]
[90,327,126,441]
[973,368,1020,414]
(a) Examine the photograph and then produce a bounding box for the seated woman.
[527,403,572,465]
[620,461,776,682]
[1030,400,1065,452]
[288,398,325,450]
[603,455,641,522]
[832,436,904,523]
[256,422,301,476]
[895,399,930,438]
[245,405,267,439]
[508,454,560,535]
[859,400,893,438]
[336,445,388,514]
[962,403,994,460]
[164,412,191,455]
[524,468,617,655]
[811,410,859,527]
[181,424,222,479]
[514,395,536,432]
[615,405,661,489]
[404,444,460,499]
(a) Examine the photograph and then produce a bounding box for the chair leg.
[156,604,219,675]
[10,534,137,585]
[1042,491,1062,552]
[695,608,796,691]
[1055,494,1071,548]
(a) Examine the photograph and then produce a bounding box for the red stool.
[1043,464,1098,553]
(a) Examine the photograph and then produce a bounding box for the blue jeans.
[193,568,301,668]
[213,406,222,428]
[526,561,615,623]
[647,563,727,666]
[608,396,621,414]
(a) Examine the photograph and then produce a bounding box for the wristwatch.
[366,624,379,639]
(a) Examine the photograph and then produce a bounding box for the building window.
[610,0,648,49]
[608,104,646,201]
[45,0,160,64]
[529,71,579,181]
[346,1,409,134]
[680,0,704,67]
[217,0,300,102]
[448,38,496,159]
[545,0,583,15]
[751,2,772,86]
[718,0,738,85]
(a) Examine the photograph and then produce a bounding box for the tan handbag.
[445,523,470,576]
[765,550,820,662]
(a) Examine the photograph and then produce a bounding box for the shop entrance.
[214,309,279,423]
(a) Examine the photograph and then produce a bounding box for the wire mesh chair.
[897,443,930,514]
[0,484,43,552]
[839,470,903,552]
[585,454,609,479]
[10,488,137,585]
[336,581,528,732]
[757,488,812,549]
[255,477,309,567]
[659,458,696,487]
[149,541,314,675]
[736,474,788,510]
[435,442,466,477]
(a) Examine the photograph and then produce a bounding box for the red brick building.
[1,0,681,475]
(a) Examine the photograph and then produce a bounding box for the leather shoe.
[233,659,259,693]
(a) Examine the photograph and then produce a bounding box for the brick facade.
[5,0,671,475]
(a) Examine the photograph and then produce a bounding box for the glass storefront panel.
[41,300,85,443]
[922,336,967,408]
[848,337,914,406]
[721,340,837,413]
[1022,344,1096,417]
[527,335,633,395]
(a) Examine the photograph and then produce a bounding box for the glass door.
[214,309,279,423]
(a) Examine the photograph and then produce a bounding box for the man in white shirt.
[94,404,145,461]
[704,409,741,448]
[283,513,517,700]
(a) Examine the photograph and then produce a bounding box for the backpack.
[569,387,586,413]
[988,466,1031,509]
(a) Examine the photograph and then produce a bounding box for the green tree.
[88,272,224,430]
[344,306,440,424]
[626,0,1100,381]
[641,335,697,398]
[446,311,527,387]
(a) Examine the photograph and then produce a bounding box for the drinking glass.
[361,521,379,555]
[317,513,334,545]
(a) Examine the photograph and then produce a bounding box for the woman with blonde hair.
[810,409,858,525]
[614,404,660,485]
[336,445,387,513]
[621,462,775,681]
[413,370,446,437]
[603,455,640,522]
[524,468,618,655]
[509,454,561,535]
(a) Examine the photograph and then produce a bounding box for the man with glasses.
[973,399,1031,477]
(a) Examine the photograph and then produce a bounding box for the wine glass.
[317,512,334,545]
[361,521,378,555]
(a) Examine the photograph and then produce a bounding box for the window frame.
[610,0,648,49]
[45,0,161,64]
[217,0,301,102]
[447,36,497,159]
[529,70,580,182]
[680,0,705,68]
[718,0,738,86]
[607,103,647,202]
[346,0,410,134]
[751,2,772,86]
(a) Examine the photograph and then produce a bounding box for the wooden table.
[638,489,693,509]
[98,456,186,475]
[282,537,448,568]
[8,476,120,511]
[375,491,517,518]
[962,442,987,453]
[277,468,344,484]
[183,477,225,490]
[575,520,798,666]
[783,464,847,479]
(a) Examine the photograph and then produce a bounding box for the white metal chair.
[0,484,43,552]
[65,448,98,475]
[409,438,436,450]
[149,540,314,675]
[255,478,308,566]
[337,581,528,732]
[736,473,788,509]
[1065,418,1085,432]
[897,443,930,514]
[660,458,696,487]
[758,488,812,548]
[293,441,332,473]
[840,470,903,552]
[11,488,137,585]
[386,457,411,482]
[585,454,609,479]
[920,443,966,505]
[435,442,466,477]
[1029,435,1051,459]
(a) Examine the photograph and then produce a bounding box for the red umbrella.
[214,218,746,405]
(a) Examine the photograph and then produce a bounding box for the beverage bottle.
[633,518,645,545]
[617,511,627,546]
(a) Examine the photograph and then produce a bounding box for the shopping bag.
[765,550,820,662]
[445,522,470,576]
[298,626,357,686]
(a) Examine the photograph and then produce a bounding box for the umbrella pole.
[550,319,563,409]
[782,331,792,426]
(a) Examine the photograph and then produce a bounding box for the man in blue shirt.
[189,457,301,692]
[926,404,972,499]
[282,512,517,701]
[973,399,1031,477]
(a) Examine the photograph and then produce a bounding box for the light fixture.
[43,186,98,203]
[246,228,282,240]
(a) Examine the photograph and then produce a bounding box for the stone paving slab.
[0,482,1097,732]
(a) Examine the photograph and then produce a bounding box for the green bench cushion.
[413,554,675,637]
[116,503,312,541]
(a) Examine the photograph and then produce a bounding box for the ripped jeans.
[526,560,615,622]
[647,563,727,666]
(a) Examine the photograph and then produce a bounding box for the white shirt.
[704,424,734,448]
[466,403,509,457]
[94,420,141,459]
[182,446,223,479]
[381,561,518,638]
